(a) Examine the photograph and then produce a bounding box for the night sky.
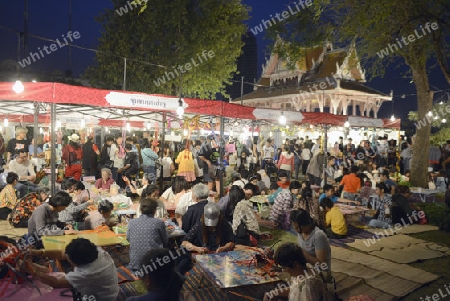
[0,0,448,121]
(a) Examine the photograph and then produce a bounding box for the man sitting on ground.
[26,238,119,301]
[319,197,347,239]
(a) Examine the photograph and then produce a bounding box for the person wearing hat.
[181,201,235,254]
[62,133,83,180]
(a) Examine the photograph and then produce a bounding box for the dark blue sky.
[0,0,448,120]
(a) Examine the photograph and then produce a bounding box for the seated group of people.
[2,162,423,300]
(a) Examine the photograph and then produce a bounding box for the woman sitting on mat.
[264,242,334,301]
[290,209,331,272]
[84,199,117,230]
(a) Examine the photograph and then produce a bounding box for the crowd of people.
[2,126,450,300]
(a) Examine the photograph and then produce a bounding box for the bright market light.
[344,121,350,127]
[80,118,86,128]
[442,119,447,123]
[39,128,43,134]
[428,110,433,117]
[32,79,37,83]
[282,131,286,137]
[126,122,131,131]
[12,80,24,93]
[390,114,395,122]
[183,129,188,136]
[269,131,273,137]
[56,120,61,129]
[434,115,438,120]
[4,118,8,127]
[279,112,286,125]
[105,127,108,132]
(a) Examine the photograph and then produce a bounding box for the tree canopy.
[84,0,249,99]
[267,0,450,186]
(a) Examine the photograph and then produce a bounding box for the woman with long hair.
[175,139,196,183]
[294,181,324,228]
[109,134,125,184]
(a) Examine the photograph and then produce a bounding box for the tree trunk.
[409,63,433,188]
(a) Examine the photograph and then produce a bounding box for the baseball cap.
[231,171,241,179]
[204,202,220,227]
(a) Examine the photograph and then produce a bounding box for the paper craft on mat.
[195,250,280,288]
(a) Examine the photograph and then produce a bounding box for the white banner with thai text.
[105,92,188,111]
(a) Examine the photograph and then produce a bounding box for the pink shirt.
[95,178,115,190]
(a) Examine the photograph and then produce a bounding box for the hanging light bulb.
[234,121,239,126]
[126,122,131,131]
[176,98,184,118]
[39,128,43,134]
[390,114,395,122]
[434,115,438,120]
[442,119,447,123]
[105,127,109,133]
[12,80,24,93]
[146,122,151,130]
[183,129,188,136]
[3,118,8,127]
[310,124,314,129]
[269,131,273,137]
[344,121,350,127]
[286,125,289,129]
[427,110,433,117]
[282,131,286,137]
[279,111,286,125]
[80,118,86,128]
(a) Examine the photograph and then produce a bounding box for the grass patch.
[399,230,450,300]
[399,256,450,300]
[415,202,447,226]
[409,230,450,247]
[259,226,297,250]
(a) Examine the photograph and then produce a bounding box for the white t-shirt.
[161,157,173,178]
[161,187,175,203]
[175,191,195,215]
[263,145,274,159]
[65,247,119,301]
[301,148,311,160]
[232,179,248,189]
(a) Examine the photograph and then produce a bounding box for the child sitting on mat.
[319,197,347,239]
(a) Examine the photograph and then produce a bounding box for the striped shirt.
[269,191,293,225]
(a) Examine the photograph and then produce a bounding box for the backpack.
[9,193,41,228]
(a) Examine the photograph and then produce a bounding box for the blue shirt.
[127,214,168,271]
[141,147,159,166]
[319,193,338,203]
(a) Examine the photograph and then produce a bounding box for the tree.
[268,0,450,187]
[84,0,248,99]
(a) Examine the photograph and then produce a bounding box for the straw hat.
[68,133,80,142]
